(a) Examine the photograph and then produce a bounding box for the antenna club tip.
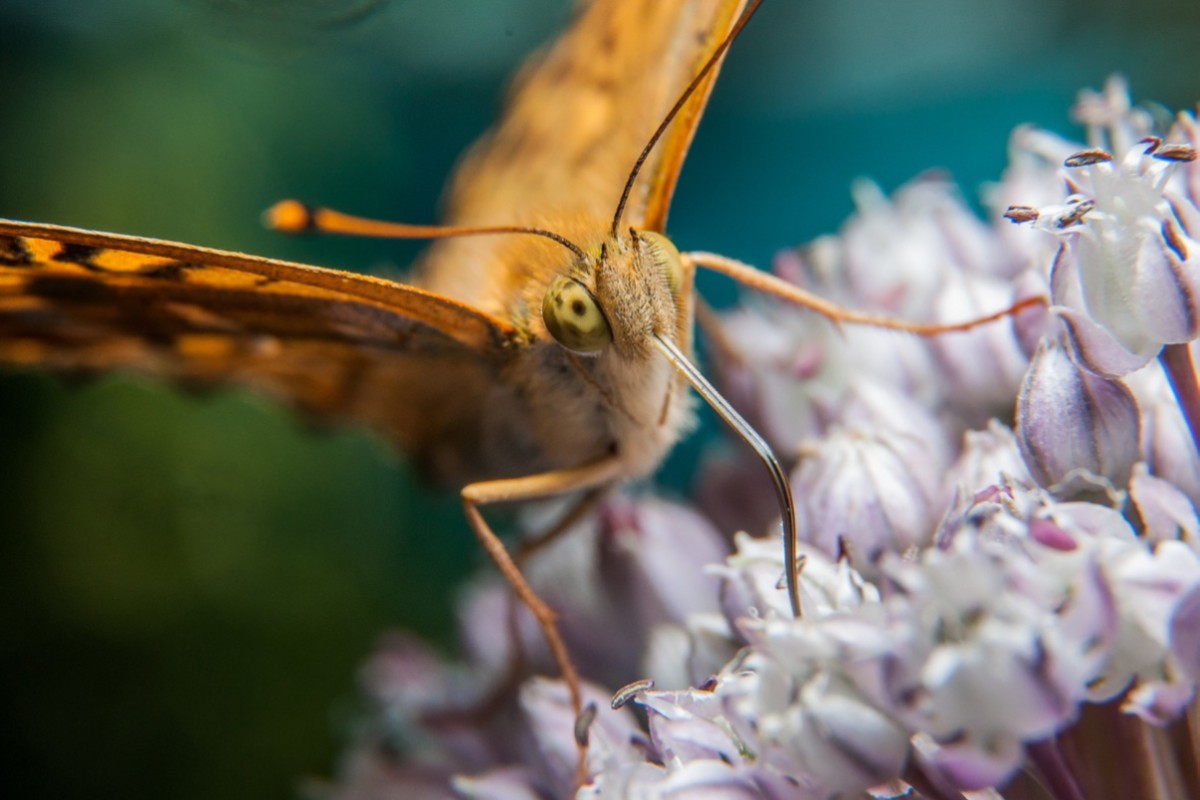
[263,199,314,234]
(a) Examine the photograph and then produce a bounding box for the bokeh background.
[1,0,1198,797]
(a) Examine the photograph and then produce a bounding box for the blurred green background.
[0,0,1197,797]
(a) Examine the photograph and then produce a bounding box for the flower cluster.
[326,79,1200,800]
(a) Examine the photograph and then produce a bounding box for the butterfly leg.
[435,488,610,740]
[460,456,624,785]
[422,490,611,737]
[515,485,611,564]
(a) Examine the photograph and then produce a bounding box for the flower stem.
[1160,343,1200,457]
[1027,739,1087,800]
[1137,720,1189,800]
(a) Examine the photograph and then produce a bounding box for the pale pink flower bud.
[517,679,641,796]
[942,421,1032,504]
[1005,82,1200,376]
[793,423,944,562]
[1016,340,1140,497]
[1129,463,1200,547]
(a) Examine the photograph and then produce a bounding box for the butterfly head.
[542,229,685,358]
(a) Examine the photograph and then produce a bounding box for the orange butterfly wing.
[0,221,515,476]
[414,0,749,315]
[0,0,747,481]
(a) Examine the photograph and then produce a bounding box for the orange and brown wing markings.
[0,232,36,266]
[7,270,448,355]
[0,221,516,351]
[0,220,516,450]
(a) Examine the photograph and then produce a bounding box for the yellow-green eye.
[639,230,683,296]
[542,276,612,353]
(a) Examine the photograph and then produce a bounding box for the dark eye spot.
[572,300,586,316]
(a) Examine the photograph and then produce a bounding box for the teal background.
[1,1,1198,797]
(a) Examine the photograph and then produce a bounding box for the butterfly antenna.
[265,199,586,260]
[609,0,763,237]
[652,333,801,618]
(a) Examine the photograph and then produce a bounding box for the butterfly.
[1,0,773,746]
[0,0,1035,785]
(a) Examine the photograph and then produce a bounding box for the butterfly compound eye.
[543,276,612,353]
[637,230,683,296]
